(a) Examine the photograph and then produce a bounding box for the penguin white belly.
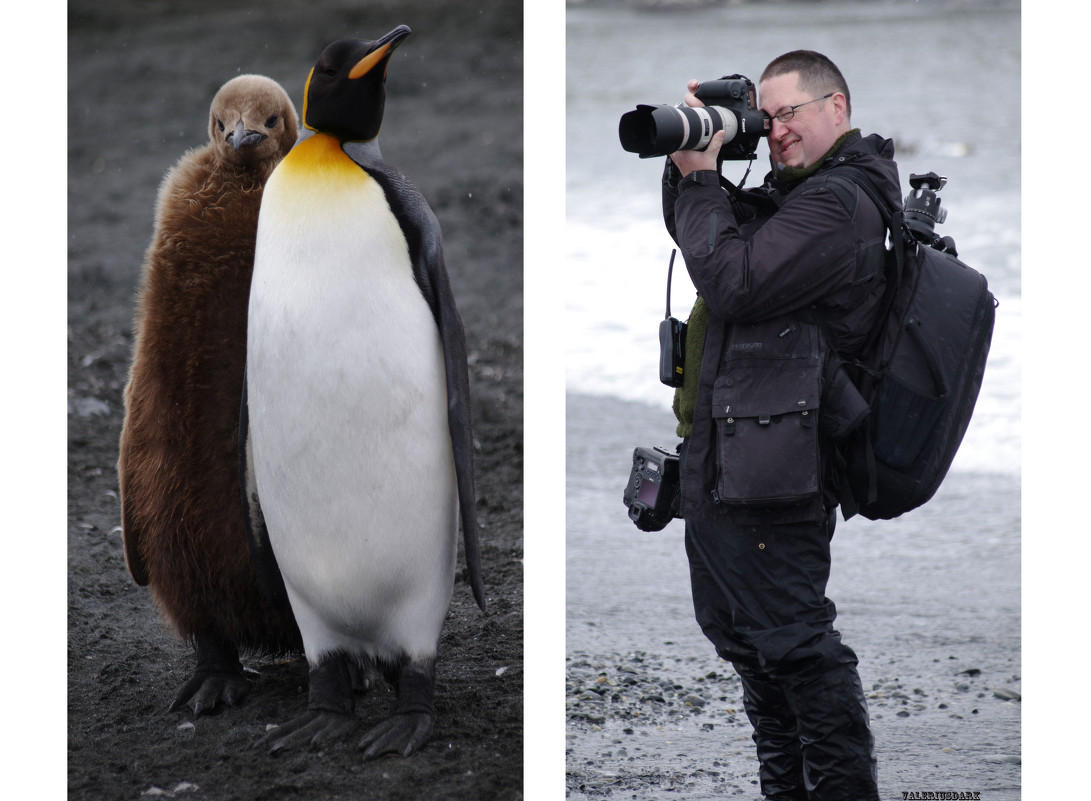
[248,135,457,664]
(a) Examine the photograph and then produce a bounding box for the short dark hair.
[761,50,851,119]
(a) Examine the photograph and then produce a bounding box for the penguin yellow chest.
[259,133,407,271]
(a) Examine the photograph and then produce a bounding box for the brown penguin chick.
[118,74,302,715]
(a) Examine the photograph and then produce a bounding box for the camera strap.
[665,248,677,320]
[658,249,689,388]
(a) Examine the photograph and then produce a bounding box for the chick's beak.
[227,119,267,151]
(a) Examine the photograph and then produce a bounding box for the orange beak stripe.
[348,43,392,80]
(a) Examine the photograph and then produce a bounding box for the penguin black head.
[208,75,299,170]
[302,25,411,142]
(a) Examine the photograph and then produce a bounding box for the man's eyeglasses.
[769,92,835,124]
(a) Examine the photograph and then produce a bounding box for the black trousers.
[685,513,879,801]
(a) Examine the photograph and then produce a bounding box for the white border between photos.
[6,0,67,791]
[524,1,567,798]
[1022,1,1087,797]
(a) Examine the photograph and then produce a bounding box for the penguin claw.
[257,710,359,753]
[357,712,434,760]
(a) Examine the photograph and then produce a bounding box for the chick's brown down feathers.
[118,75,302,652]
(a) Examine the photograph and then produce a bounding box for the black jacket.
[663,132,903,523]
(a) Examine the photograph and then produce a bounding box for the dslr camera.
[623,445,681,532]
[619,74,770,161]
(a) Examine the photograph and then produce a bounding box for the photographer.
[662,51,901,800]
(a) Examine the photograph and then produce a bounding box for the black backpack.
[818,168,997,520]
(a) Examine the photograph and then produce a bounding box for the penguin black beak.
[227,119,267,151]
[348,24,411,80]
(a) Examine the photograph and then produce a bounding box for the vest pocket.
[711,357,822,507]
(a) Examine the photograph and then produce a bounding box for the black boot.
[783,662,879,801]
[736,666,807,801]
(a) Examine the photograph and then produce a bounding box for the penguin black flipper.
[238,370,293,612]
[344,142,486,612]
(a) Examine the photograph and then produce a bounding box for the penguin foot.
[258,709,360,753]
[358,711,434,760]
[356,657,437,759]
[258,651,359,752]
[169,670,252,715]
[169,633,250,715]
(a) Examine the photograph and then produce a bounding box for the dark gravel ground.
[66,1,523,798]
[565,646,1022,799]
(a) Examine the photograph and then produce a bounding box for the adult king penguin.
[118,76,302,714]
[244,26,485,759]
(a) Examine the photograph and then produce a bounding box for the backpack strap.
[806,166,910,366]
[780,166,908,516]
